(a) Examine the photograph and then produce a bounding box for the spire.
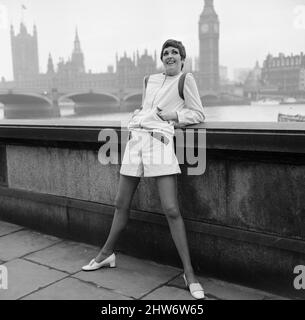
[71,26,85,73]
[10,24,15,37]
[73,27,81,53]
[75,27,79,42]
[47,53,54,73]
[20,22,27,35]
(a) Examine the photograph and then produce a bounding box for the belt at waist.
[129,130,170,145]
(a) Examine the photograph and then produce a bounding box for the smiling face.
[162,46,184,76]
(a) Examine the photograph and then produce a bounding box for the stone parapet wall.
[0,121,305,296]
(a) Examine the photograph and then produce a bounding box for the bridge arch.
[59,91,120,115]
[0,92,58,119]
[123,92,142,102]
[0,92,53,106]
[59,91,120,104]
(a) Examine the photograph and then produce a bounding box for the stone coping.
[0,120,305,153]
[1,119,305,131]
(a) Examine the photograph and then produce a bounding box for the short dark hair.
[160,39,186,62]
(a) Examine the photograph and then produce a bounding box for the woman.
[82,39,205,300]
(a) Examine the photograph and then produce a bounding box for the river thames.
[57,103,305,124]
[1,103,305,124]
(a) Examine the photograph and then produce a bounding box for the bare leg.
[95,174,140,262]
[155,175,197,284]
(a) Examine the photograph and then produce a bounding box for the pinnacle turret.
[73,27,82,53]
[47,53,54,73]
[20,22,27,34]
[10,25,14,36]
[71,27,85,73]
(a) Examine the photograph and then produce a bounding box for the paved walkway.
[0,220,289,300]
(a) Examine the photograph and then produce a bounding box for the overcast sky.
[0,0,304,80]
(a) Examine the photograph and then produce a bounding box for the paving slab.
[22,277,132,300]
[0,221,24,237]
[169,275,279,300]
[73,253,181,299]
[143,285,217,300]
[0,223,289,301]
[0,230,62,261]
[25,241,99,274]
[0,259,67,300]
[143,285,196,300]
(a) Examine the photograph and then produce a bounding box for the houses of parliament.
[0,0,221,97]
[2,0,303,101]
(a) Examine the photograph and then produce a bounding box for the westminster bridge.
[0,84,224,118]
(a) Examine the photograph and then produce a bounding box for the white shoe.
[183,274,205,300]
[82,253,116,271]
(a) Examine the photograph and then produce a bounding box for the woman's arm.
[176,73,205,125]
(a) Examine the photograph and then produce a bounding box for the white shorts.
[120,130,181,177]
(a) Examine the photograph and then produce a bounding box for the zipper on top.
[139,74,167,129]
[151,74,167,109]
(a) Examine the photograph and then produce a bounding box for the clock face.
[214,24,219,33]
[201,24,209,33]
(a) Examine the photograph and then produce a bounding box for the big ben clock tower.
[199,0,219,93]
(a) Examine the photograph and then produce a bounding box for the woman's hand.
[131,108,141,120]
[132,109,141,116]
[157,110,178,121]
